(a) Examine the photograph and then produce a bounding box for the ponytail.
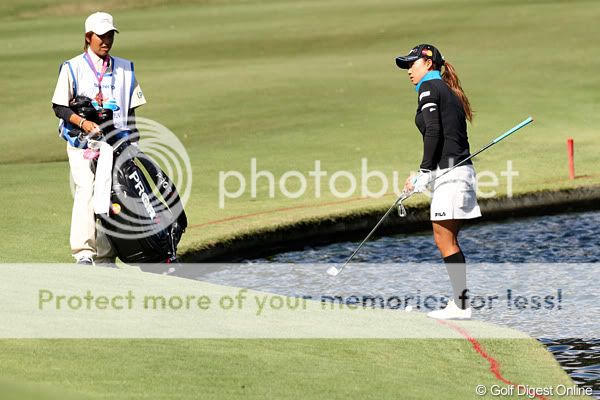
[441,61,473,122]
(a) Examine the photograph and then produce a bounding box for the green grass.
[0,339,587,400]
[0,1,596,399]
[1,0,600,261]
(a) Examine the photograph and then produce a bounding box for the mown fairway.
[0,1,596,399]
[1,0,599,261]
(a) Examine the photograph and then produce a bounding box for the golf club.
[326,116,534,277]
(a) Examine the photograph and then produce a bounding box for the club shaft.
[341,195,406,269]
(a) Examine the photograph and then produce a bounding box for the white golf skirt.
[430,164,482,221]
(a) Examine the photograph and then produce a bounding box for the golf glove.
[411,169,431,193]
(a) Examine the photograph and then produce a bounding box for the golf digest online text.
[37,288,563,314]
[475,383,592,397]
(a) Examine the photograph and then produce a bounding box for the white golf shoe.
[427,300,472,320]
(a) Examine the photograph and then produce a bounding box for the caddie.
[51,11,146,265]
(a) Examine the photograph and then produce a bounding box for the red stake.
[567,138,575,180]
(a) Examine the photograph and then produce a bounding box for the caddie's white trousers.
[66,143,116,262]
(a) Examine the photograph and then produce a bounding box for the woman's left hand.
[404,170,431,193]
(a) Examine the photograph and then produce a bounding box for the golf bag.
[70,96,187,264]
[101,141,187,263]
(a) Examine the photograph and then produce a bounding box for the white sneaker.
[427,300,472,320]
[75,256,94,266]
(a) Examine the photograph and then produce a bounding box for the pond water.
[254,210,600,264]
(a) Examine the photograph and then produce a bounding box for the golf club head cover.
[411,169,431,193]
[67,96,99,138]
[69,96,100,123]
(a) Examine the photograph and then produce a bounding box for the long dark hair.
[436,61,473,122]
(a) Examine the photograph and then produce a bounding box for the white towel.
[90,141,113,215]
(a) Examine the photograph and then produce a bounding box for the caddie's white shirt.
[53,48,147,146]
[52,48,146,109]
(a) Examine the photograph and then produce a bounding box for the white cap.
[85,12,119,35]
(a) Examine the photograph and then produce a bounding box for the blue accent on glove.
[411,169,432,193]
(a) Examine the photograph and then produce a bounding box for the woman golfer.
[51,12,146,265]
[396,44,481,320]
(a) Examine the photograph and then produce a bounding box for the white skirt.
[429,164,482,221]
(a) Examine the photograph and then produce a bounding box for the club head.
[326,266,340,276]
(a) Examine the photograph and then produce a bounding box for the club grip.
[492,117,533,144]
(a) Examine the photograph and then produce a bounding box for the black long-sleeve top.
[52,103,75,122]
[415,78,471,170]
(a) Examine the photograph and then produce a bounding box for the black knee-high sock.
[444,251,468,310]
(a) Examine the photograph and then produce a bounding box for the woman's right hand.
[406,169,432,193]
[404,175,414,193]
[81,120,101,137]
